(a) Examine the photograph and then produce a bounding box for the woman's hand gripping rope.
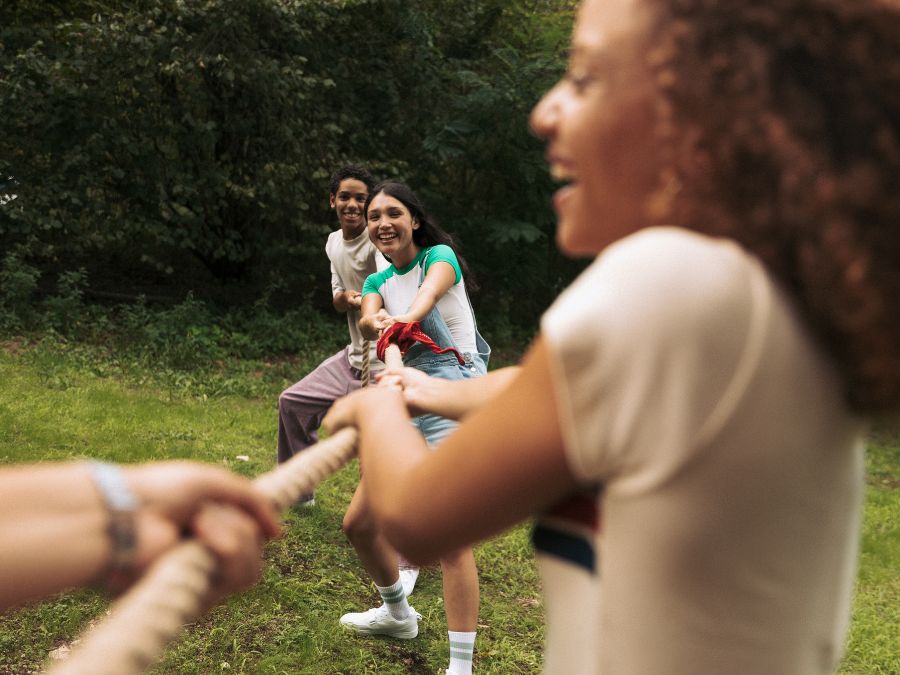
[48,336,415,675]
[324,341,405,434]
[48,435,362,675]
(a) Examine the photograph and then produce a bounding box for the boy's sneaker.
[399,568,419,597]
[288,494,315,515]
[339,604,421,639]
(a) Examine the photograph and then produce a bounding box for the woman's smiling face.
[529,0,659,257]
[366,192,421,266]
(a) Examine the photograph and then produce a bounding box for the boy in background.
[276,164,417,593]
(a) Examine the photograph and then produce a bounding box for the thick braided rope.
[46,428,357,675]
[360,339,371,388]
[47,344,402,675]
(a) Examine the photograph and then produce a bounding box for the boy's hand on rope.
[334,290,362,312]
[346,290,363,309]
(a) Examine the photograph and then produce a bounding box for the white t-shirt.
[362,245,477,354]
[538,227,865,674]
[325,229,388,371]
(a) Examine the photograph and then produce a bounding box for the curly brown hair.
[641,0,900,412]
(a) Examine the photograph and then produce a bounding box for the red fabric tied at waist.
[376,321,465,365]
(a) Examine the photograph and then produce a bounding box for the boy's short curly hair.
[642,0,900,411]
[329,165,376,196]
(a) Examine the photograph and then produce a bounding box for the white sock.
[448,630,476,675]
[375,578,411,620]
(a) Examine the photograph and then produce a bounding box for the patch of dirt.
[0,339,27,354]
[867,474,900,490]
[517,596,542,609]
[392,645,431,674]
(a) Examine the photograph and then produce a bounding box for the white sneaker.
[400,568,419,597]
[339,603,421,639]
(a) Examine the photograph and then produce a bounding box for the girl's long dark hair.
[365,181,479,293]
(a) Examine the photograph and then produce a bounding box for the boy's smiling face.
[330,178,370,238]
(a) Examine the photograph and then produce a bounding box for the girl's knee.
[342,508,376,544]
[440,546,476,569]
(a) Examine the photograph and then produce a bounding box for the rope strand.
[361,339,371,388]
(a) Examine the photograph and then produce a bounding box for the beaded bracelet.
[88,461,139,592]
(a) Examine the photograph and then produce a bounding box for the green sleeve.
[362,269,387,297]
[424,245,462,284]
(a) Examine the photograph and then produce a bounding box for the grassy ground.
[0,340,897,673]
[840,424,900,675]
[0,340,542,674]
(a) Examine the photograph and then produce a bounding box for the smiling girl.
[338,181,489,675]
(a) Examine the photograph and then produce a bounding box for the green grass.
[0,339,897,673]
[838,425,900,675]
[0,340,542,674]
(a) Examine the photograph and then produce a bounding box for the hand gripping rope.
[47,342,405,675]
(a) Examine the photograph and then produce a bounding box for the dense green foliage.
[1,0,580,326]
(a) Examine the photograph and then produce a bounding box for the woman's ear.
[412,219,421,230]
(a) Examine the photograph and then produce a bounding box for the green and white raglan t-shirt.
[362,245,477,354]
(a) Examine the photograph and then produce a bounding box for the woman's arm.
[324,336,578,564]
[0,463,114,608]
[391,261,456,324]
[0,461,280,610]
[376,366,521,420]
[359,293,387,339]
[359,261,456,338]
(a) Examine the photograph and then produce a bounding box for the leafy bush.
[43,268,88,334]
[1,0,349,295]
[0,0,578,329]
[0,250,40,331]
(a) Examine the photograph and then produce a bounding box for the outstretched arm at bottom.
[376,366,521,420]
[325,336,578,564]
[0,462,280,610]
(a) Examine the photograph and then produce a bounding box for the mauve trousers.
[280,346,418,570]
[277,346,362,464]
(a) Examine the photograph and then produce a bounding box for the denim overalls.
[402,254,491,445]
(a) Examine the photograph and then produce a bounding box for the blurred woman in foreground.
[325,0,900,672]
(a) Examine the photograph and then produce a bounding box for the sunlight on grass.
[0,343,896,673]
[0,345,543,673]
